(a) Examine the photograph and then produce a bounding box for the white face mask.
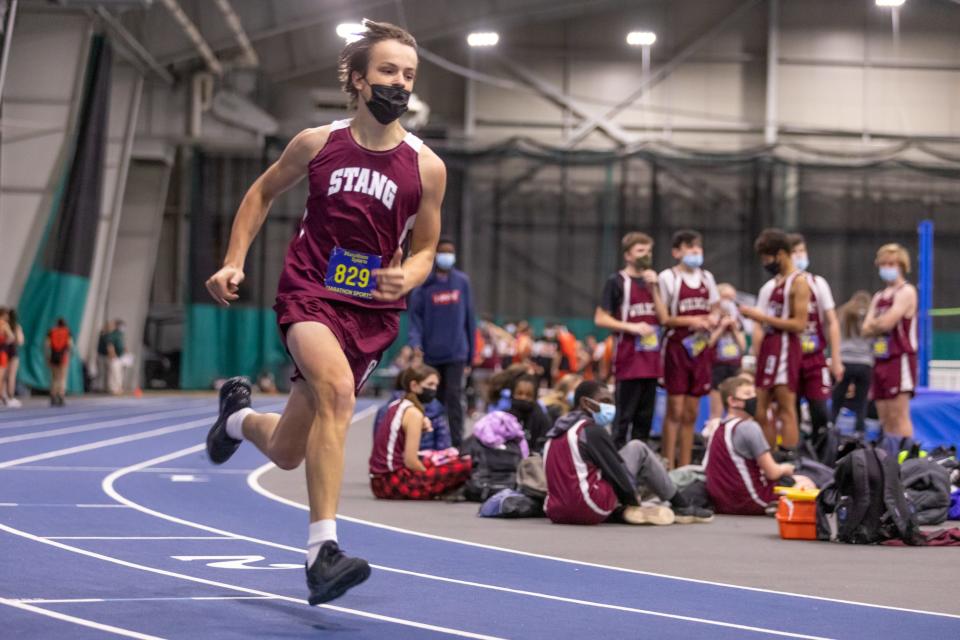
[435,252,456,270]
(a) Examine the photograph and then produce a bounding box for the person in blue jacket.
[408,238,476,447]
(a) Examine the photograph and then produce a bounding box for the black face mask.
[510,399,535,417]
[742,397,759,418]
[633,255,652,271]
[364,80,410,125]
[416,388,437,405]
[763,259,780,276]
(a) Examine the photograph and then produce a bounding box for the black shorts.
[711,362,741,390]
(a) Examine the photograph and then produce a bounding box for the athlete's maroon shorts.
[872,353,917,401]
[799,353,832,402]
[370,457,472,500]
[662,337,712,397]
[274,294,399,394]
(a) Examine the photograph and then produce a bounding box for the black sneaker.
[305,541,371,605]
[673,504,715,524]
[206,377,251,465]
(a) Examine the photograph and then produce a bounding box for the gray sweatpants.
[618,440,677,501]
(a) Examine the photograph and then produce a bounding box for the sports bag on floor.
[816,447,921,545]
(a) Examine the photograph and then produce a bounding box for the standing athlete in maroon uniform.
[659,230,719,469]
[203,21,446,604]
[862,243,917,440]
[741,229,810,455]
[787,234,843,444]
[594,232,668,448]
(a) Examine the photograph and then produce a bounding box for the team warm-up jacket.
[545,410,640,508]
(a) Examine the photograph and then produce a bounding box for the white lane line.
[0,420,211,469]
[102,421,831,639]
[0,522,504,640]
[0,597,165,640]
[79,504,131,508]
[45,536,238,541]
[0,503,130,508]
[0,401,287,470]
[15,596,277,604]
[0,401,187,429]
[250,465,960,622]
[1,466,256,473]
[0,405,223,445]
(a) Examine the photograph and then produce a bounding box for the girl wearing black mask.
[369,365,472,499]
[508,374,552,454]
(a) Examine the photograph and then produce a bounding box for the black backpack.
[801,426,841,468]
[900,457,952,526]
[816,447,921,545]
[462,438,523,503]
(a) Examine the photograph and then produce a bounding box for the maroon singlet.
[612,271,662,380]
[277,119,424,311]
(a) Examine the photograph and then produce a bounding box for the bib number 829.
[333,264,370,289]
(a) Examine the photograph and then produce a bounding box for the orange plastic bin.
[774,487,820,541]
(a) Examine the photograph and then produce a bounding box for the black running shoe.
[673,504,715,524]
[305,541,371,605]
[206,376,251,465]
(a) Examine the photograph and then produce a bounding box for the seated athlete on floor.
[705,376,816,516]
[373,369,453,452]
[506,373,552,455]
[542,380,714,526]
[369,365,471,499]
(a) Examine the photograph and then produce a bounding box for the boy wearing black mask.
[740,228,810,456]
[705,376,816,515]
[594,232,668,449]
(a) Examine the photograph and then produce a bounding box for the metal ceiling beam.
[269,0,638,84]
[212,0,258,67]
[495,53,633,146]
[0,0,18,104]
[565,0,762,148]
[764,0,779,145]
[94,6,175,84]
[157,0,396,66]
[158,0,223,75]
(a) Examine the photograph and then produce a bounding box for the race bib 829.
[324,247,380,299]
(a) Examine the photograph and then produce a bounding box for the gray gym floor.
[260,407,959,616]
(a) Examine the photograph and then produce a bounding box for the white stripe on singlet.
[385,400,411,472]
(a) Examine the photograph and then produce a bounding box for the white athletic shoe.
[5,397,22,408]
[623,504,675,526]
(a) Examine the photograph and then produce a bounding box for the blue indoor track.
[2,396,959,639]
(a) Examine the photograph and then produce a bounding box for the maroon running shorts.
[871,353,917,401]
[662,337,712,397]
[799,353,832,402]
[274,295,399,394]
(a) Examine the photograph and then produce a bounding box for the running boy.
[204,20,446,604]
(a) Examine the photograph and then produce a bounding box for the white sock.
[306,519,337,566]
[225,407,253,440]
